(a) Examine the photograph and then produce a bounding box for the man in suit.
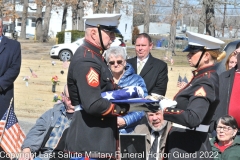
[127,33,168,96]
[0,18,21,159]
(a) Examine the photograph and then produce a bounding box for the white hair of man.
[105,46,127,62]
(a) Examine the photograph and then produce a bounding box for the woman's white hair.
[105,46,127,62]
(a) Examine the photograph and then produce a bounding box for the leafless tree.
[143,0,150,33]
[71,1,78,30]
[19,0,28,39]
[198,0,207,34]
[61,1,68,31]
[168,0,179,56]
[206,0,215,36]
[35,0,43,40]
[77,0,84,31]
[0,0,4,17]
[41,0,52,42]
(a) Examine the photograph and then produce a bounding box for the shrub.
[56,30,85,44]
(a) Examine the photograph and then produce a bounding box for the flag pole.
[0,98,13,145]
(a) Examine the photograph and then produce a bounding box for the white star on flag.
[103,92,114,100]
[125,86,135,96]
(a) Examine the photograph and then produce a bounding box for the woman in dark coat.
[211,50,240,135]
[160,31,226,160]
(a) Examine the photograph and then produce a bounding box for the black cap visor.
[183,45,205,52]
[99,25,119,33]
[129,103,160,112]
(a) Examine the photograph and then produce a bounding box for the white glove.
[159,99,177,111]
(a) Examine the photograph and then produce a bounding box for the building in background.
[3,0,133,42]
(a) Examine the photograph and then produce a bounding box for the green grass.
[126,48,189,66]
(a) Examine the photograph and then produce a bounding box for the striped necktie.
[137,61,143,75]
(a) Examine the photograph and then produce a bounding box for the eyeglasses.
[62,92,70,101]
[108,60,123,65]
[216,126,233,132]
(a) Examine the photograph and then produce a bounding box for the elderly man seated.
[19,85,74,160]
[133,103,171,160]
[120,102,172,160]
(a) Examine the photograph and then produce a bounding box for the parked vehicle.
[50,37,126,61]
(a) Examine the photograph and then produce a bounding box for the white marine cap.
[83,14,121,31]
[183,31,225,52]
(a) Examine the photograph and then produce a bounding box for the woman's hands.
[117,117,126,128]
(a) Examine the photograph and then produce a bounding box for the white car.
[50,37,126,61]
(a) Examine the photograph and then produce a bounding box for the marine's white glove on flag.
[159,99,177,111]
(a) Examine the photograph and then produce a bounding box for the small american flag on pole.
[177,74,182,88]
[181,75,189,88]
[29,67,38,78]
[0,104,26,155]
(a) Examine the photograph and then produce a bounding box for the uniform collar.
[83,39,104,55]
[192,65,215,77]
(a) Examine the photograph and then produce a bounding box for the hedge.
[56,30,85,44]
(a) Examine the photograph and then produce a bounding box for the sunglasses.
[108,60,123,65]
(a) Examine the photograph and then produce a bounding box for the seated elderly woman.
[105,46,148,133]
[210,115,240,160]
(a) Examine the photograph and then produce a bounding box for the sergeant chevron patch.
[86,67,99,87]
[194,86,206,97]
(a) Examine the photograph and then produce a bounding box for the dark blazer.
[0,36,21,119]
[127,53,168,96]
[210,67,235,131]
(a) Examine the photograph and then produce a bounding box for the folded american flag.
[101,86,157,103]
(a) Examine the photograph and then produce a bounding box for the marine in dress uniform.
[161,31,226,160]
[65,14,129,159]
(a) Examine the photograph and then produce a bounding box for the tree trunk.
[41,0,52,42]
[222,0,226,37]
[72,3,78,30]
[78,0,84,31]
[0,0,3,17]
[13,0,16,32]
[198,0,206,34]
[94,0,107,13]
[168,0,179,56]
[36,0,43,40]
[206,0,215,36]
[143,0,150,33]
[61,2,68,31]
[114,0,121,13]
[20,0,28,39]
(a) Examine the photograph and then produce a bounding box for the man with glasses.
[66,14,130,159]
[20,85,74,160]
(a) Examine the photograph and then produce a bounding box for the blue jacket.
[21,103,70,155]
[118,63,148,97]
[118,63,147,133]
